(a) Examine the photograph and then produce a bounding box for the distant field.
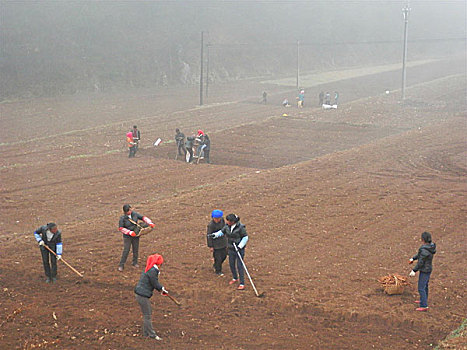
[262,58,439,87]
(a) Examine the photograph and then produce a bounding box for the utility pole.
[296,40,300,89]
[401,2,410,101]
[206,44,210,99]
[200,31,204,106]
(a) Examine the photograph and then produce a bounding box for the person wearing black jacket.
[175,128,186,157]
[202,134,211,164]
[218,213,248,290]
[319,91,324,106]
[206,209,227,276]
[134,254,168,340]
[118,204,155,271]
[34,223,63,283]
[132,125,141,153]
[409,231,437,311]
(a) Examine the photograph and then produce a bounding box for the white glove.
[57,255,62,260]
[161,287,168,295]
[409,270,416,277]
[38,240,45,246]
[212,230,224,239]
[409,258,414,262]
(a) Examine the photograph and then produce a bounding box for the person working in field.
[34,222,63,283]
[212,214,249,290]
[409,231,436,312]
[195,129,205,158]
[185,135,195,163]
[127,131,136,158]
[324,92,331,105]
[134,253,168,341]
[297,90,305,108]
[201,134,211,164]
[118,204,155,271]
[132,125,141,154]
[175,128,186,158]
[206,209,227,276]
[334,91,339,106]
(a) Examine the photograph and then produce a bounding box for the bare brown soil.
[0,58,466,349]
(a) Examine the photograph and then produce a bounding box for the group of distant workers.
[175,128,211,164]
[123,125,211,164]
[319,91,339,108]
[263,90,339,109]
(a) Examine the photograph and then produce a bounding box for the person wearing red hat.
[126,131,136,158]
[134,254,168,340]
[195,130,205,158]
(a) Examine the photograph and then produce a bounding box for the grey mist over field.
[0,0,466,99]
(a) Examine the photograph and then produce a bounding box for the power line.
[207,37,466,49]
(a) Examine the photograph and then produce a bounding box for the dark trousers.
[177,142,187,156]
[40,245,57,278]
[213,248,227,273]
[135,294,157,337]
[119,235,140,267]
[129,146,136,158]
[203,149,210,164]
[418,271,431,308]
[228,248,245,285]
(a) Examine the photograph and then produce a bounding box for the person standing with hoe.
[132,125,141,154]
[175,128,186,159]
[201,134,211,164]
[408,231,436,311]
[34,222,63,283]
[118,204,155,271]
[134,253,168,341]
[206,209,227,276]
[218,214,249,290]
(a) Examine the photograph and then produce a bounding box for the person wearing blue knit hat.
[206,209,227,276]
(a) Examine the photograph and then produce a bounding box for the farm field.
[0,57,466,349]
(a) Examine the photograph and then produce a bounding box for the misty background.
[1,0,465,100]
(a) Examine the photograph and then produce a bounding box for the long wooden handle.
[166,293,181,306]
[43,244,83,278]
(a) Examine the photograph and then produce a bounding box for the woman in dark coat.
[134,254,168,340]
[219,214,248,290]
[409,232,436,311]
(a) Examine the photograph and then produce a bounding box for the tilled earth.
[0,58,466,349]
